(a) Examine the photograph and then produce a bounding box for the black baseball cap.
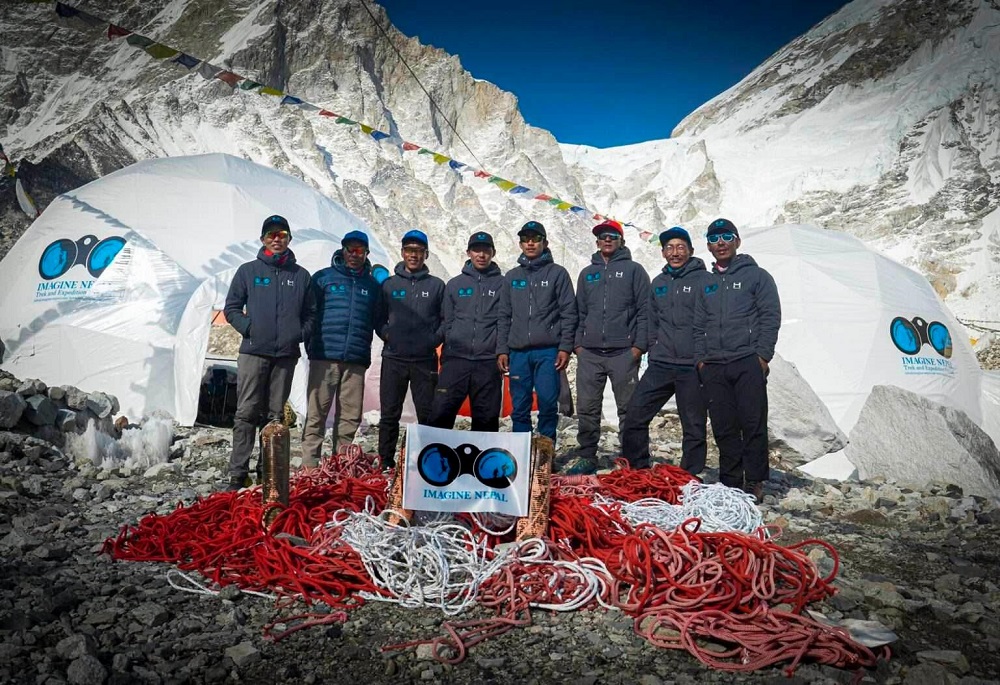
[261,215,291,237]
[518,220,546,238]
[467,231,495,249]
[706,218,739,237]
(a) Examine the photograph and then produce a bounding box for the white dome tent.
[0,153,392,425]
[740,224,996,475]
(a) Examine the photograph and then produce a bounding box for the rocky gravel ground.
[2,392,999,685]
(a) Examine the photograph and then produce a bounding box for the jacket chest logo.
[682,286,691,293]
[392,289,407,299]
[585,272,601,283]
[360,288,368,296]
[732,282,742,290]
[328,283,348,294]
[419,291,430,298]
[540,280,549,287]
[512,279,527,290]
[253,276,271,287]
[487,289,496,297]
[705,284,719,295]
[654,285,668,297]
[615,271,624,278]
[458,287,474,298]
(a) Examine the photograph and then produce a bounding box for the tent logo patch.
[890,315,954,375]
[35,234,130,302]
[417,442,518,493]
[38,234,126,281]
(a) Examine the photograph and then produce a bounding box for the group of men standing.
[223,213,780,502]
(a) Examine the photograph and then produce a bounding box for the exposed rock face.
[845,384,1000,497]
[2,0,998,324]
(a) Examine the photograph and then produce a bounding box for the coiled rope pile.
[103,446,886,676]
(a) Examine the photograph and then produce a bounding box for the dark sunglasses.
[343,245,368,256]
[707,232,736,244]
[519,235,544,244]
[264,230,289,240]
[596,232,620,241]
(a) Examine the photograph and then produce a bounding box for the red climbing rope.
[103,448,884,677]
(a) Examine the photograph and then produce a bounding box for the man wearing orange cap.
[567,219,650,474]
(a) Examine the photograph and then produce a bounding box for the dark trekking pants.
[229,354,296,480]
[378,356,437,464]
[427,358,503,432]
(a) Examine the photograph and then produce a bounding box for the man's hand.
[574,346,582,355]
[697,361,705,371]
[497,354,509,373]
[758,356,769,377]
[555,351,570,371]
[631,347,642,361]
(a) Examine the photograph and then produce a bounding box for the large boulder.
[61,385,89,411]
[24,394,57,426]
[767,353,848,462]
[0,390,27,429]
[845,385,1000,498]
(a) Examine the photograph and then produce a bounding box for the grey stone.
[56,634,96,660]
[24,394,57,426]
[845,386,1000,498]
[16,378,47,396]
[47,385,66,402]
[903,662,953,684]
[62,385,89,411]
[916,650,970,674]
[0,391,26,429]
[56,408,77,432]
[85,392,115,419]
[224,641,260,669]
[766,354,848,461]
[143,462,180,478]
[66,655,107,685]
[131,602,169,627]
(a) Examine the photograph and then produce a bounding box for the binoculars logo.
[889,316,952,359]
[38,234,126,280]
[391,289,407,299]
[585,272,602,283]
[458,287,474,298]
[417,442,518,489]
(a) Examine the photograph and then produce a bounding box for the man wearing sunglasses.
[620,226,709,475]
[375,230,445,469]
[694,218,781,503]
[497,221,577,445]
[302,230,381,467]
[427,232,506,432]
[566,219,650,474]
[223,215,315,491]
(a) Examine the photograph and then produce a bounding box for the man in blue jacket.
[620,227,710,474]
[223,215,315,490]
[569,219,650,474]
[694,218,781,502]
[301,230,381,467]
[376,230,445,468]
[497,221,577,444]
[427,231,505,431]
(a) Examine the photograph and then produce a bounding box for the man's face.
[467,245,494,270]
[401,242,427,272]
[261,229,290,255]
[519,233,546,259]
[663,239,691,269]
[342,240,368,270]
[595,230,622,259]
[707,232,740,263]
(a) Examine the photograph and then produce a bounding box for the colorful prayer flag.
[259,86,283,97]
[318,110,338,118]
[144,43,179,60]
[125,34,154,49]
[402,142,420,151]
[474,170,491,179]
[510,185,530,194]
[448,160,466,171]
[335,116,356,125]
[173,53,199,69]
[432,153,450,165]
[217,71,241,87]
[370,130,390,141]
[238,79,262,91]
[534,194,552,201]
[107,24,131,40]
[280,95,303,106]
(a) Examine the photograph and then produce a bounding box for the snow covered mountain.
[2,0,999,323]
[564,0,1000,322]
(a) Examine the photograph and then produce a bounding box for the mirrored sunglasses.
[596,232,620,241]
[402,246,426,255]
[264,230,289,240]
[344,245,368,256]
[707,232,736,244]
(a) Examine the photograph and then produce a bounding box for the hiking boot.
[743,481,764,504]
[223,475,251,492]
[562,456,598,476]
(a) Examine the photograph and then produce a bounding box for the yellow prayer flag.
[259,86,283,97]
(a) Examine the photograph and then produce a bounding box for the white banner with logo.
[402,424,531,516]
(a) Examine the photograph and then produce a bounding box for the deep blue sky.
[378,0,850,148]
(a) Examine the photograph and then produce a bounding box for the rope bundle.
[103,448,883,677]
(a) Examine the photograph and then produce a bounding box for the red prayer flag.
[107,24,131,40]
[402,142,420,151]
[216,71,240,87]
